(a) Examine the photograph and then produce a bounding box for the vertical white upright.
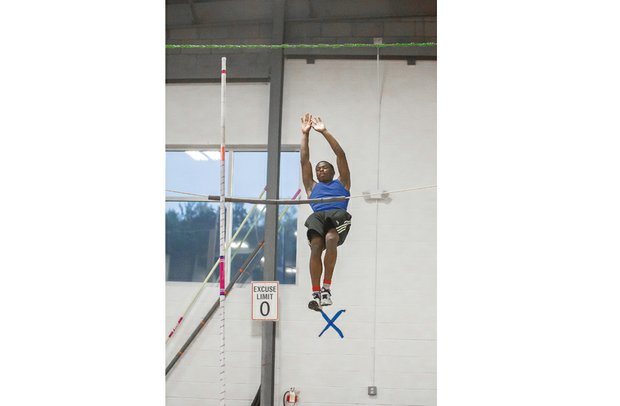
[219,56,227,406]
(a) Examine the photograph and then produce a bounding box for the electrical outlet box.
[368,386,377,396]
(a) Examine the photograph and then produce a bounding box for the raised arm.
[300,113,316,196]
[311,117,351,190]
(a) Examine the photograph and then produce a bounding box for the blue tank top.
[309,179,350,212]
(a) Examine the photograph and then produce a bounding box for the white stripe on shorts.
[336,220,351,233]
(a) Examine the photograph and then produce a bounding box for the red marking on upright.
[221,69,227,74]
[219,258,225,291]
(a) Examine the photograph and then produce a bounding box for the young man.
[300,113,352,311]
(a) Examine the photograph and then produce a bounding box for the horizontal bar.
[166,195,346,205]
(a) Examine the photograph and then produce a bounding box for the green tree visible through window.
[166,202,219,282]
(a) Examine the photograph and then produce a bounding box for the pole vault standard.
[218,57,227,406]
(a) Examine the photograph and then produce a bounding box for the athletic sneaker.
[308,292,321,311]
[320,287,332,306]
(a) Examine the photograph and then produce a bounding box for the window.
[166,149,299,284]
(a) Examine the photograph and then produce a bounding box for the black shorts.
[304,209,352,246]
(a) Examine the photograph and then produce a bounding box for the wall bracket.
[362,190,391,203]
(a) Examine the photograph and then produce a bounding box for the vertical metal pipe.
[261,1,285,404]
[371,46,383,388]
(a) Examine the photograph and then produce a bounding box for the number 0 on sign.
[251,281,279,321]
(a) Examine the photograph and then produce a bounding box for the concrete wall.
[166,59,436,406]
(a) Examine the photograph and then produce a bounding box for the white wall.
[166,82,270,146]
[166,59,436,406]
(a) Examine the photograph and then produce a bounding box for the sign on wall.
[251,281,279,321]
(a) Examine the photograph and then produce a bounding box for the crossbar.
[166,195,346,205]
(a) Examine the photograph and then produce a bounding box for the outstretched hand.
[311,116,326,133]
[301,113,313,134]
